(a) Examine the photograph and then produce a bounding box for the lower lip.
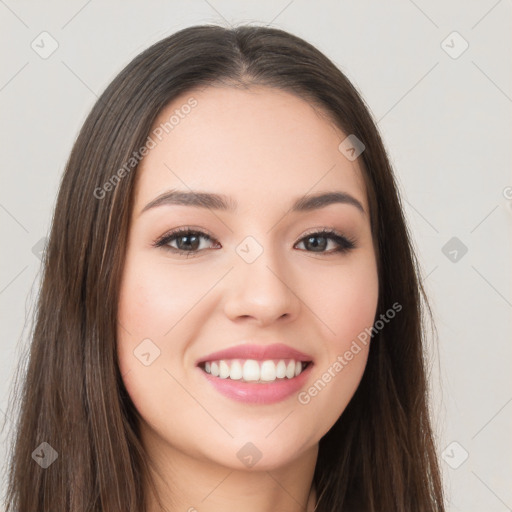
[198,363,314,404]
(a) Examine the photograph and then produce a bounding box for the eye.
[153,227,219,257]
[153,227,356,257]
[294,229,356,254]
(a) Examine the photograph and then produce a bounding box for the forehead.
[134,85,368,214]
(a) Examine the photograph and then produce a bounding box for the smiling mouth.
[198,358,312,383]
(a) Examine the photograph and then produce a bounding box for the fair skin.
[117,85,379,512]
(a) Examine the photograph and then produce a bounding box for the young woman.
[3,24,445,511]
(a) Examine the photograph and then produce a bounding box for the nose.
[223,244,301,327]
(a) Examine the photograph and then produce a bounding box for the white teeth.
[285,360,295,379]
[260,360,277,381]
[276,360,286,378]
[202,358,309,383]
[243,360,260,381]
[229,360,243,380]
[219,360,230,379]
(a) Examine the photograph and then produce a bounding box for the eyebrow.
[140,189,365,216]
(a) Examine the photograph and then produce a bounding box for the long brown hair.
[3,24,445,511]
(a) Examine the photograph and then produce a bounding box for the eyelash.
[153,226,357,257]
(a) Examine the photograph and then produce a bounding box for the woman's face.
[117,85,379,471]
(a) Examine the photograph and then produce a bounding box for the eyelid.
[154,225,215,243]
[300,226,344,239]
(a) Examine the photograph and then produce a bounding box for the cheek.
[116,252,184,378]
[116,253,209,437]
[308,254,379,348]
[117,252,209,343]
[295,254,378,432]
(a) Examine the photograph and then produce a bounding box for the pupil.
[307,236,326,252]
[179,234,199,250]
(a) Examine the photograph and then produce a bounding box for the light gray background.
[1,1,511,510]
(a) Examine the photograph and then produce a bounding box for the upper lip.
[196,343,313,365]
